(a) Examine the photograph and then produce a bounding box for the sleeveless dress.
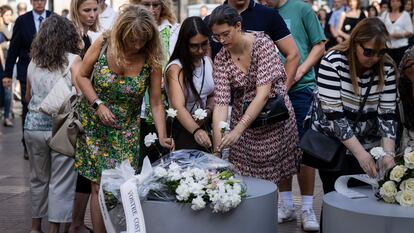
[342,10,366,34]
[75,45,152,183]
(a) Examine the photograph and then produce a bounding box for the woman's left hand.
[217,129,242,152]
[159,137,175,150]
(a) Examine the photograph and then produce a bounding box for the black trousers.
[20,80,28,152]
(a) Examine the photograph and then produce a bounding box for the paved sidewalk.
[0,118,323,233]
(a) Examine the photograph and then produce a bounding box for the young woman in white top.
[25,15,82,233]
[165,16,215,151]
[380,0,414,64]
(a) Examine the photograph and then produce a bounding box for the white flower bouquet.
[140,150,247,212]
[377,147,414,206]
[99,150,247,232]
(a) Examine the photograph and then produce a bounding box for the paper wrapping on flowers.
[99,149,247,233]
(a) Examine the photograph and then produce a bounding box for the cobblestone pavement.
[0,118,322,233]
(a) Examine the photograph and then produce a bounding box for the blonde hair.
[129,0,177,24]
[70,0,100,35]
[106,4,163,68]
[331,18,393,95]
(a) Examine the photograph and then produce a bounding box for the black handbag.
[299,75,375,171]
[241,69,289,128]
[243,95,289,128]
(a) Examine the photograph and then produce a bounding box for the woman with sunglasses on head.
[310,17,397,193]
[165,16,214,151]
[208,5,301,186]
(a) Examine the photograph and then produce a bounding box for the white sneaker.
[278,204,296,223]
[301,209,320,232]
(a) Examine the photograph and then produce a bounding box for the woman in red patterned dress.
[209,5,301,185]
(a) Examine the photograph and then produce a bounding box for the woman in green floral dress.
[75,5,174,232]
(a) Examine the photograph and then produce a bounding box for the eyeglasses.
[189,40,209,52]
[212,29,233,43]
[360,44,388,58]
[141,2,162,10]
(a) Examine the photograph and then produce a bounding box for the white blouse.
[380,11,414,49]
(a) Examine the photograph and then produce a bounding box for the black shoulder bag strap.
[355,75,376,122]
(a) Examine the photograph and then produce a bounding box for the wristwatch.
[92,99,103,110]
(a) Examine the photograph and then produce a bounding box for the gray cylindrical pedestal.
[142,176,278,233]
[323,187,414,233]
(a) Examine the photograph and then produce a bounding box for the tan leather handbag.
[48,41,109,157]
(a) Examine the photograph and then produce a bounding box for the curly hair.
[30,15,82,72]
[106,4,163,68]
[70,0,100,35]
[129,0,177,24]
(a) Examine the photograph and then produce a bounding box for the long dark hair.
[168,16,210,103]
[30,15,82,72]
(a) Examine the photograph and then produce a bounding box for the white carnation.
[153,166,167,178]
[370,147,386,160]
[395,190,414,207]
[193,108,207,121]
[166,108,177,118]
[144,132,158,147]
[389,165,407,182]
[218,121,230,131]
[191,195,206,211]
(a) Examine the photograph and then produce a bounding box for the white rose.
[382,195,396,203]
[191,195,206,211]
[370,147,386,160]
[344,24,351,31]
[404,150,414,169]
[153,166,168,178]
[166,108,177,118]
[193,108,207,121]
[144,132,158,147]
[390,165,407,182]
[395,190,414,207]
[399,178,414,192]
[379,181,398,197]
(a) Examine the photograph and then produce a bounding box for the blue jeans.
[288,86,314,139]
[3,86,12,118]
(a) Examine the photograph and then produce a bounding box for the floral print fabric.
[75,47,151,183]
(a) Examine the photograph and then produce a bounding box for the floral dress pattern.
[75,46,151,183]
[213,33,301,184]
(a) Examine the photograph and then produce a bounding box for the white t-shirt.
[165,57,215,113]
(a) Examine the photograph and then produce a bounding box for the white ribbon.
[334,174,379,199]
[99,157,153,233]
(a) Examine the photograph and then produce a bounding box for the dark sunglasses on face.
[189,40,209,51]
[360,44,388,57]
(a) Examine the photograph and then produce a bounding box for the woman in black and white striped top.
[309,18,398,193]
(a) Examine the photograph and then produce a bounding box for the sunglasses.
[360,44,388,58]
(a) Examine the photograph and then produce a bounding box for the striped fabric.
[310,50,397,144]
